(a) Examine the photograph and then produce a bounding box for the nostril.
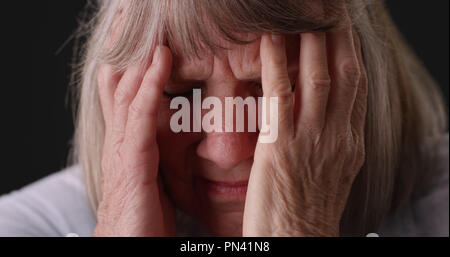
[196,132,257,170]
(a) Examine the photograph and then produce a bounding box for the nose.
[196,68,259,170]
[197,131,257,170]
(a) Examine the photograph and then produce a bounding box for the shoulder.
[0,165,95,237]
[380,133,449,236]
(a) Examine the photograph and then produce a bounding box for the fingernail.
[271,34,284,45]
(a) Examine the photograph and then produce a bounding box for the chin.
[205,210,245,237]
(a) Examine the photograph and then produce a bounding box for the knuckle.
[268,56,286,67]
[339,60,361,87]
[113,87,129,105]
[308,72,331,91]
[272,75,291,89]
[265,63,289,82]
[128,101,142,119]
[264,72,292,97]
[270,69,289,81]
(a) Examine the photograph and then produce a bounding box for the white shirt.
[0,134,448,237]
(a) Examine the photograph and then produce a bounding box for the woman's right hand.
[93,46,175,236]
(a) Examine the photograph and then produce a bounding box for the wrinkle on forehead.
[171,52,214,82]
[170,34,300,82]
[227,34,262,81]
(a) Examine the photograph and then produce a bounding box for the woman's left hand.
[243,11,368,236]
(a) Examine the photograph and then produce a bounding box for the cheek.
[156,98,201,175]
[156,99,202,215]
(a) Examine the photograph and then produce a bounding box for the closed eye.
[163,90,190,98]
[163,80,295,98]
[163,81,202,99]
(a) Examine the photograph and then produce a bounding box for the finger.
[350,29,368,135]
[295,32,330,135]
[98,64,121,128]
[326,12,361,129]
[260,34,294,136]
[111,63,147,138]
[124,46,172,152]
[99,9,125,131]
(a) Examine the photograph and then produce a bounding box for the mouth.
[199,178,248,201]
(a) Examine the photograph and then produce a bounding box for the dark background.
[1,1,448,195]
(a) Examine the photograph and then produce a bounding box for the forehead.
[169,34,300,82]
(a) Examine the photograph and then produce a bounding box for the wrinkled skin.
[93,3,367,237]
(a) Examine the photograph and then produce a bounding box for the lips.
[201,178,248,197]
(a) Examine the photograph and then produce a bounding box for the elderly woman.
[0,0,448,237]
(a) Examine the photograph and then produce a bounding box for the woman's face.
[156,34,300,235]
